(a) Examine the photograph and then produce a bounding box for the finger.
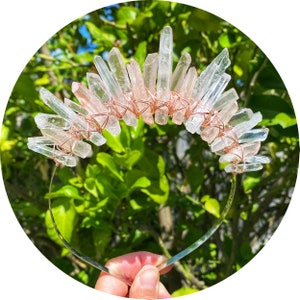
[106,251,168,285]
[94,272,128,297]
[129,265,160,299]
[158,282,172,299]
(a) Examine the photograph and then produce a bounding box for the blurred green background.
[1,1,298,297]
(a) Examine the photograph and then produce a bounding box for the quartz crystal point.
[210,112,262,153]
[144,53,159,94]
[225,162,264,173]
[40,129,92,159]
[193,49,230,101]
[238,128,269,143]
[219,142,261,164]
[171,52,192,92]
[106,48,138,127]
[35,113,70,130]
[213,88,239,111]
[200,101,238,144]
[94,55,137,127]
[155,26,173,125]
[27,136,77,167]
[107,47,131,93]
[39,88,106,147]
[245,155,271,164]
[86,72,111,103]
[127,58,154,125]
[229,108,253,126]
[179,66,197,99]
[72,81,120,137]
[40,88,77,121]
[64,98,90,116]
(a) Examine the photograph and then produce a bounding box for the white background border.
[0,1,299,299]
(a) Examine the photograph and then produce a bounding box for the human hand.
[95,251,172,299]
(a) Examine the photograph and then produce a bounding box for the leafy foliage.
[1,1,298,296]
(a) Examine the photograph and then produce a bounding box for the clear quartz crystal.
[64,98,89,116]
[184,105,206,134]
[193,49,230,102]
[224,163,263,173]
[107,48,138,127]
[211,112,262,153]
[28,136,54,146]
[179,66,197,99]
[27,137,77,167]
[213,88,239,111]
[144,53,158,94]
[40,129,92,159]
[211,48,230,76]
[72,82,121,136]
[234,112,262,137]
[229,108,253,126]
[219,142,261,164]
[34,113,70,130]
[94,55,135,126]
[238,128,269,143]
[107,47,132,93]
[87,72,111,103]
[245,155,270,164]
[155,26,173,124]
[40,88,77,121]
[40,88,105,145]
[201,73,231,108]
[157,26,173,101]
[94,55,123,100]
[171,52,191,92]
[72,82,108,115]
[210,129,237,153]
[127,59,154,125]
[200,101,238,143]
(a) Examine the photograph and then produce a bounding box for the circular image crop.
[1,1,299,298]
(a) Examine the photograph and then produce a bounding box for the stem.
[160,174,237,271]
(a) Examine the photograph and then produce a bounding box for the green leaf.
[85,22,115,44]
[84,178,98,198]
[134,41,147,66]
[243,175,260,193]
[129,199,143,210]
[201,195,220,218]
[218,32,234,48]
[172,287,199,297]
[96,152,124,182]
[249,95,294,120]
[114,150,142,169]
[271,112,297,129]
[86,164,101,178]
[125,169,151,191]
[34,74,50,85]
[46,185,84,200]
[116,6,138,25]
[103,130,125,153]
[233,64,243,77]
[141,174,169,204]
[45,198,78,246]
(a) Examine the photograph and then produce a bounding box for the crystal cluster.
[28,26,270,173]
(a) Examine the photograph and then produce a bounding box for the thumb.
[129,265,160,299]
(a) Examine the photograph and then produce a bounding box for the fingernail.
[139,265,160,289]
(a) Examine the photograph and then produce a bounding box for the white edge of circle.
[0,0,299,299]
